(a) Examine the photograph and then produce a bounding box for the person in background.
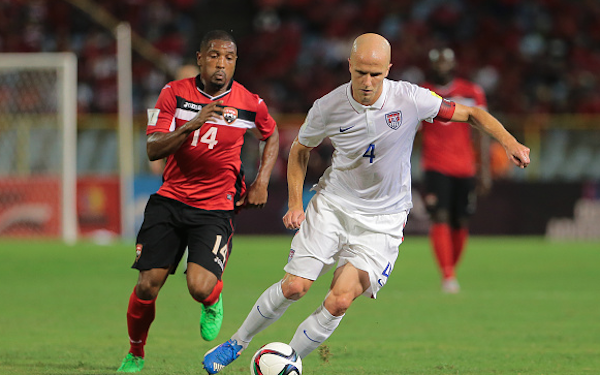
[202,33,529,374]
[118,30,279,373]
[420,47,491,293]
[176,63,201,81]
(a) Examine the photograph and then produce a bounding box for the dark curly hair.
[199,30,237,53]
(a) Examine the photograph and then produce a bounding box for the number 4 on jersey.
[191,126,218,149]
[363,143,375,163]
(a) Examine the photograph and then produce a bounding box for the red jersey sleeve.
[254,98,277,140]
[435,99,456,122]
[146,83,177,135]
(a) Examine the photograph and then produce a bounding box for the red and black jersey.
[421,78,487,177]
[146,76,277,211]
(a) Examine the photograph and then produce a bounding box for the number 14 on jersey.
[191,127,218,149]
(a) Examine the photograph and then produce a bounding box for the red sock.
[430,223,454,279]
[126,287,156,358]
[451,228,469,266]
[195,279,223,306]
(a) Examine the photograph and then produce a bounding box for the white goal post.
[0,53,77,244]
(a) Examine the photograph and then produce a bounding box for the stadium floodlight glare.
[0,53,77,244]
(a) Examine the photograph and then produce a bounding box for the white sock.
[289,304,343,358]
[232,281,295,349]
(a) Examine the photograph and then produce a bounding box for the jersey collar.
[195,75,233,100]
[346,79,389,113]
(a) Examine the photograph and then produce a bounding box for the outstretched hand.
[506,141,531,168]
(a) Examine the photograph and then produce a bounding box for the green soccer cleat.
[200,294,223,341]
[117,353,144,373]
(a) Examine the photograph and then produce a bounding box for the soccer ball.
[250,342,302,375]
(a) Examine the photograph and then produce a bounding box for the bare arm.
[236,127,280,209]
[282,137,313,230]
[146,100,223,161]
[451,104,530,168]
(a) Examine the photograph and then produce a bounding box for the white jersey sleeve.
[411,84,443,123]
[297,100,326,148]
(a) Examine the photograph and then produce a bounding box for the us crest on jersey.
[385,111,402,130]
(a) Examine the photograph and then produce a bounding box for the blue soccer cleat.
[203,339,243,374]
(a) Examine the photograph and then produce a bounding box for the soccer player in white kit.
[203,33,530,374]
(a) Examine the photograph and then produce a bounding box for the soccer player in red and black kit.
[420,48,491,294]
[117,30,280,373]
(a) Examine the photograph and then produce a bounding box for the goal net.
[0,53,77,243]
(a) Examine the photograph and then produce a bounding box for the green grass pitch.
[0,235,598,374]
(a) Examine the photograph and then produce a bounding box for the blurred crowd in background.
[3,0,600,116]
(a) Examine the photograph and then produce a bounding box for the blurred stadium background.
[0,0,599,243]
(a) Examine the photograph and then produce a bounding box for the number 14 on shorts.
[212,235,228,271]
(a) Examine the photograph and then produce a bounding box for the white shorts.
[284,192,408,299]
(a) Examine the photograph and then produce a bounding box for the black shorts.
[424,170,476,220]
[133,194,234,279]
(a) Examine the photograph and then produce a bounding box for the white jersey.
[298,78,442,214]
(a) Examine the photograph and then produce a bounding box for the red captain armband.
[435,99,456,122]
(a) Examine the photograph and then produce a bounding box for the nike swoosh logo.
[256,305,273,319]
[340,125,356,132]
[303,330,321,343]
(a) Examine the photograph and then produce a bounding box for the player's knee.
[430,209,450,224]
[187,278,216,302]
[135,280,161,300]
[136,269,170,300]
[452,216,469,229]
[324,293,353,316]
[281,277,311,301]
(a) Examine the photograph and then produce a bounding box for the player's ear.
[196,51,202,66]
